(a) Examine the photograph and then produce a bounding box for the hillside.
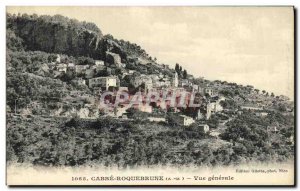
[7,13,154,64]
[6,13,294,168]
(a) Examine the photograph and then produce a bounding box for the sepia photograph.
[5,6,295,186]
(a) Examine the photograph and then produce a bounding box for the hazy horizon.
[7,6,294,99]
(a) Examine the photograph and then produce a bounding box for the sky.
[7,6,294,99]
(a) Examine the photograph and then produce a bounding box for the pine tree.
[175,63,179,73]
[183,69,187,79]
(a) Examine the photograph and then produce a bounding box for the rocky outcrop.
[7,13,154,65]
[7,13,105,59]
[105,51,122,67]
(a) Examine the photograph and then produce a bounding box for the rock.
[106,51,121,67]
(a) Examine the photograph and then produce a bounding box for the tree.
[77,56,94,65]
[220,99,237,110]
[219,90,234,97]
[6,29,23,51]
[60,70,75,82]
[183,70,187,79]
[166,113,181,127]
[126,108,147,121]
[207,115,219,129]
[278,104,287,112]
[187,141,195,151]
[175,63,180,74]
[48,54,58,62]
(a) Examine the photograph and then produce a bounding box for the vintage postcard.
[6,6,295,186]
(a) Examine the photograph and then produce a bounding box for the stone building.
[89,76,119,90]
[198,124,210,133]
[178,115,195,126]
[132,75,153,90]
[56,63,67,73]
[95,60,104,66]
[56,54,61,63]
[67,63,75,70]
[75,65,90,74]
[204,88,216,96]
[72,78,86,86]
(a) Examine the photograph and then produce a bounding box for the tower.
[173,72,178,88]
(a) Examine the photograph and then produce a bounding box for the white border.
[0,1,298,190]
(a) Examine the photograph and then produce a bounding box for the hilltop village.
[6,13,294,167]
[8,51,294,135]
[39,53,225,125]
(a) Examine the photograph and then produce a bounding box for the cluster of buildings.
[89,76,120,90]
[50,51,126,78]
[130,72,178,90]
[16,48,294,138]
[49,54,106,79]
[176,115,209,133]
[48,53,228,133]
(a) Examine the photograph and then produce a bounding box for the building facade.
[56,64,67,73]
[204,88,216,96]
[173,72,179,88]
[179,115,195,126]
[75,65,90,74]
[198,124,210,133]
[95,60,104,66]
[89,76,119,90]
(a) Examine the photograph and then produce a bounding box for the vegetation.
[220,111,294,162]
[8,110,293,168]
[175,63,188,79]
[4,115,235,167]
[6,13,295,168]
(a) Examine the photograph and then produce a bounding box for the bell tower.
[173,72,178,87]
